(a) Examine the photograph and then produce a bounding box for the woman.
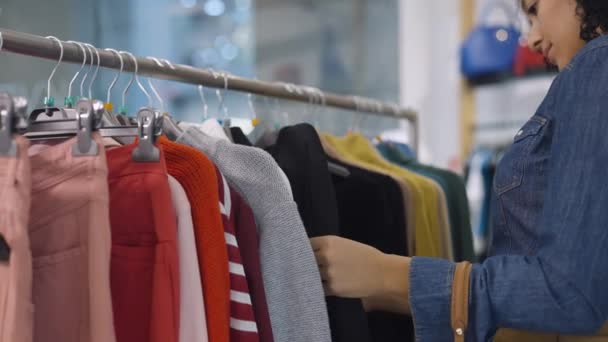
[311,0,608,341]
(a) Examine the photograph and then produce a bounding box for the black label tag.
[0,235,9,262]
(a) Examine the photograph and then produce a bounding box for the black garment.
[0,235,9,261]
[230,126,253,146]
[266,123,371,342]
[329,157,414,342]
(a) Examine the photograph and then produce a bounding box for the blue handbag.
[460,1,522,81]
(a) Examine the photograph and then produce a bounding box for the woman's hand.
[310,235,412,314]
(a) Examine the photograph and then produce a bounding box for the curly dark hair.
[576,0,608,41]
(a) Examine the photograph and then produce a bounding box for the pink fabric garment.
[0,136,33,342]
[167,176,209,342]
[28,135,116,342]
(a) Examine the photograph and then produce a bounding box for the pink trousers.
[0,136,33,342]
[28,135,116,342]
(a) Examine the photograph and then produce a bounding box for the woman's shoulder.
[560,35,608,87]
[543,37,608,120]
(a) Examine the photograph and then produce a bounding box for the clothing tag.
[0,235,9,262]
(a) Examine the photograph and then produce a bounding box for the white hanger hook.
[221,72,230,119]
[209,69,227,119]
[45,36,64,106]
[352,96,363,132]
[66,41,87,101]
[247,93,255,121]
[84,43,100,100]
[122,51,151,107]
[81,44,94,98]
[198,84,209,120]
[118,51,135,111]
[104,48,124,105]
[145,56,165,112]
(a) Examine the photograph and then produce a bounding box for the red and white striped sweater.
[215,167,260,342]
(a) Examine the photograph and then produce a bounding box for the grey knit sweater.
[177,127,332,342]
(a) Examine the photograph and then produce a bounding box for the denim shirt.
[410,34,608,341]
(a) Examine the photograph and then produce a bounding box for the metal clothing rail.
[0,28,419,153]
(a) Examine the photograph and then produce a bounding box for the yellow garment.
[322,133,447,258]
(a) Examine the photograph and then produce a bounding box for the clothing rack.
[0,28,419,153]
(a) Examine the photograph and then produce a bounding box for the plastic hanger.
[118,51,136,118]
[84,43,100,100]
[219,72,233,140]
[198,84,209,121]
[24,38,103,156]
[103,48,124,125]
[209,69,233,141]
[83,43,117,128]
[303,86,350,177]
[64,41,87,108]
[350,95,363,133]
[43,36,63,109]
[120,51,160,162]
[145,57,165,112]
[146,56,183,141]
[209,70,230,123]
[29,36,73,121]
[80,44,95,100]
[247,92,259,128]
[246,80,268,143]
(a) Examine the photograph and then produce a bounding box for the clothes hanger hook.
[122,51,151,107]
[44,36,64,107]
[84,43,100,100]
[104,48,124,105]
[209,69,227,119]
[247,93,256,121]
[351,96,362,132]
[145,56,165,113]
[213,70,227,119]
[81,44,94,98]
[311,87,325,129]
[198,84,209,120]
[221,72,229,119]
[66,41,87,102]
[118,51,135,111]
[279,82,296,127]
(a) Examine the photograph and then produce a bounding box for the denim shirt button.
[456,328,463,336]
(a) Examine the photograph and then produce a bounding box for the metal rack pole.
[0,28,419,153]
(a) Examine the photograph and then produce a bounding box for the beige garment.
[0,136,33,342]
[321,136,416,256]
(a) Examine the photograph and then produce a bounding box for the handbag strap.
[451,261,473,342]
[478,0,522,31]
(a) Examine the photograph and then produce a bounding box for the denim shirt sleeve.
[410,42,608,342]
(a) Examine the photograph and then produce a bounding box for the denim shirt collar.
[564,34,608,71]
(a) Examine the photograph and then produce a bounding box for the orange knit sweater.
[159,136,230,342]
